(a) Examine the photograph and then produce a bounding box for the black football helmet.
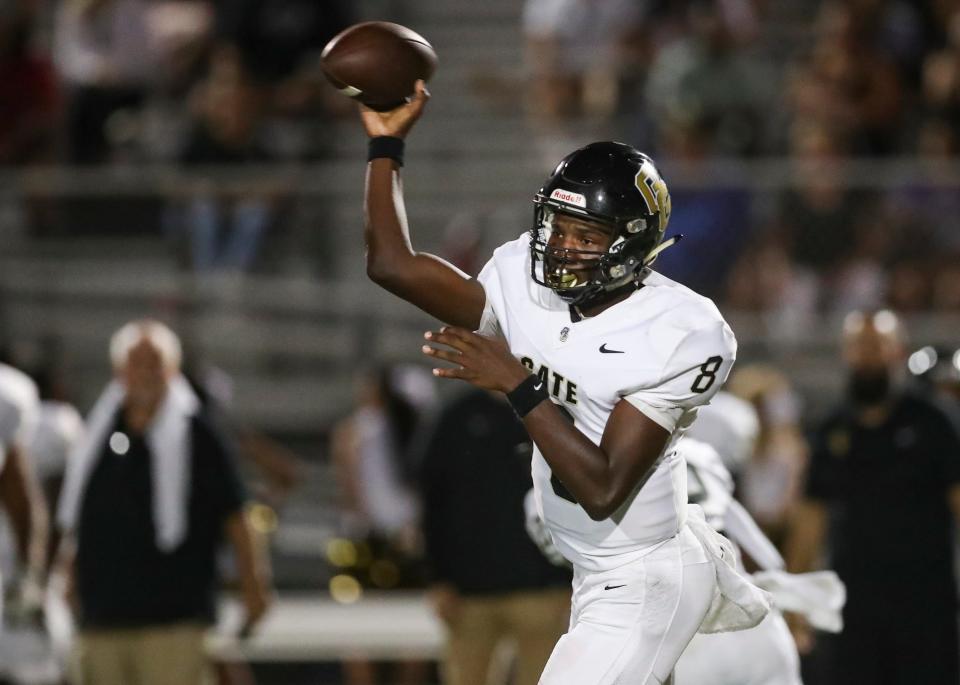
[530,141,674,306]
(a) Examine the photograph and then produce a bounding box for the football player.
[359,82,767,684]
[675,393,844,685]
[0,363,46,636]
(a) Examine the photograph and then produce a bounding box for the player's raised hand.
[360,80,430,139]
[422,326,529,393]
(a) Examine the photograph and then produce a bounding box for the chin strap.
[643,234,683,266]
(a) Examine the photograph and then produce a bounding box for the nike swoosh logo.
[533,382,543,391]
[599,344,625,354]
[603,584,626,591]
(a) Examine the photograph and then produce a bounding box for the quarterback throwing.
[359,81,768,685]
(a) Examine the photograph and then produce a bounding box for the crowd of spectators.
[0,0,355,168]
[1,0,959,304]
[521,0,960,316]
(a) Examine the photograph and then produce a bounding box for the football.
[320,21,437,111]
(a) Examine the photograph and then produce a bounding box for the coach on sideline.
[56,320,272,685]
[787,310,960,685]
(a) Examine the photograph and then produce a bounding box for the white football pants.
[539,526,714,685]
[674,609,802,685]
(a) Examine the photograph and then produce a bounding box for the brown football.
[320,22,437,111]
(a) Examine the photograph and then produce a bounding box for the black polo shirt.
[806,392,960,589]
[76,410,247,628]
[419,390,571,595]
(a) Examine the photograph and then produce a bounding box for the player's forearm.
[226,509,271,594]
[364,158,416,282]
[0,447,48,575]
[784,499,827,573]
[522,402,654,521]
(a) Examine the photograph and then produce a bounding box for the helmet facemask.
[530,205,640,306]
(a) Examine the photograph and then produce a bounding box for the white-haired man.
[57,320,272,685]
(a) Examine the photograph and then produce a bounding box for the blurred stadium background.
[1,0,959,682]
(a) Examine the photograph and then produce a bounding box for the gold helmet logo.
[634,163,671,232]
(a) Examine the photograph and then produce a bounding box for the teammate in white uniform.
[675,393,845,685]
[0,393,82,684]
[0,363,45,663]
[357,83,767,684]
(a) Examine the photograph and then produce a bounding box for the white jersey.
[478,234,736,572]
[27,401,84,481]
[0,364,40,471]
[682,437,735,531]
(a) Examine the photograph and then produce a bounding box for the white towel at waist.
[686,504,773,634]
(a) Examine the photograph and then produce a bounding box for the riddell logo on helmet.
[550,189,587,208]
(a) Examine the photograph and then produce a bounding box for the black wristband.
[506,375,549,418]
[368,136,405,166]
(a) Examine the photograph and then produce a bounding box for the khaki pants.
[71,623,209,685]
[445,588,570,685]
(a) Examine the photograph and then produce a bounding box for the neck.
[574,283,639,319]
[124,396,161,434]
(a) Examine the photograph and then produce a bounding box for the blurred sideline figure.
[726,365,809,549]
[0,364,48,684]
[675,392,844,685]
[787,310,960,684]
[331,365,435,685]
[0,368,83,685]
[419,388,570,685]
[56,320,272,685]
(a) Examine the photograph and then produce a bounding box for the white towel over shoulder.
[57,376,200,551]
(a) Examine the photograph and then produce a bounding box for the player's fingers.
[414,79,431,101]
[424,329,468,351]
[438,326,479,347]
[408,80,430,114]
[421,345,462,364]
[432,365,468,380]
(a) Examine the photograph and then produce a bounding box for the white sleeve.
[723,499,786,571]
[475,255,502,338]
[624,320,736,432]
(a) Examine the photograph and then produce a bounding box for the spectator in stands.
[331,366,433,582]
[724,236,818,339]
[174,50,277,272]
[777,122,866,276]
[644,0,768,156]
[419,388,570,685]
[52,0,159,164]
[786,310,960,683]
[522,0,646,127]
[213,0,355,158]
[57,320,271,685]
[786,2,903,155]
[932,261,960,311]
[0,2,60,165]
[649,119,751,296]
[331,365,434,685]
[920,9,960,128]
